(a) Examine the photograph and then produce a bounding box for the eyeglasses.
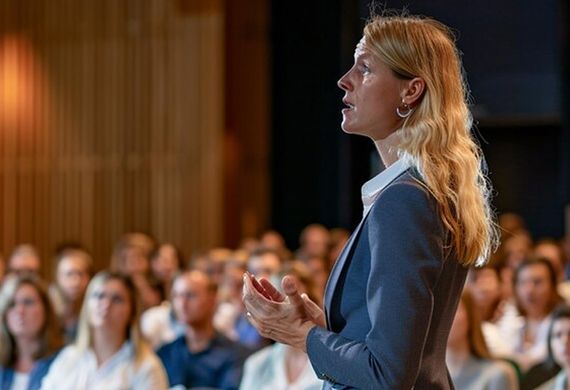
[9,297,40,309]
[90,291,127,305]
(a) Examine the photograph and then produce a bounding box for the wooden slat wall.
[0,0,225,274]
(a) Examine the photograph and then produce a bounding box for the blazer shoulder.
[377,168,433,204]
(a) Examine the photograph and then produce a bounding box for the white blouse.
[40,342,168,390]
[239,343,322,390]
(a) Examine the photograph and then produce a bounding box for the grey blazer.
[306,168,467,389]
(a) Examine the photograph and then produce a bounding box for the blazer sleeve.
[306,181,447,389]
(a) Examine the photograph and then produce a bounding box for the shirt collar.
[361,158,409,217]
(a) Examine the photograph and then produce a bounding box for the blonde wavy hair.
[364,15,498,265]
[75,271,149,363]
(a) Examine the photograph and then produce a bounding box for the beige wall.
[0,0,226,273]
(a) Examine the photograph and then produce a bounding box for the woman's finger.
[302,293,326,327]
[282,275,305,309]
[259,277,286,302]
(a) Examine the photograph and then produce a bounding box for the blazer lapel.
[323,216,367,328]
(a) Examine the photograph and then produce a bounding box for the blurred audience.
[41,271,167,389]
[0,253,5,284]
[150,243,185,300]
[465,265,514,357]
[500,258,563,371]
[259,230,292,261]
[239,261,323,390]
[534,239,570,302]
[7,245,41,278]
[0,275,62,390]
[157,270,249,390]
[49,244,93,343]
[446,290,518,389]
[534,304,570,389]
[111,232,160,311]
[295,224,330,261]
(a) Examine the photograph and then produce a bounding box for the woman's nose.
[337,70,352,91]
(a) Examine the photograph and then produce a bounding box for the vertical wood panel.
[0,0,225,274]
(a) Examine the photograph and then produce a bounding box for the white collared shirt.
[361,158,410,217]
[40,342,168,390]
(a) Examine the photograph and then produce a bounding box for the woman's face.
[550,318,570,369]
[88,279,132,333]
[337,36,405,140]
[6,284,46,340]
[468,269,501,312]
[151,245,179,283]
[515,263,554,318]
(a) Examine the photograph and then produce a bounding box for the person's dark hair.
[513,257,562,316]
[545,304,570,370]
[150,243,186,270]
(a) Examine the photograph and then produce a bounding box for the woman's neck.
[92,328,127,366]
[284,345,308,384]
[373,130,401,168]
[15,337,40,373]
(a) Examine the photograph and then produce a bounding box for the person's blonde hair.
[75,271,149,362]
[364,15,498,265]
[0,275,63,366]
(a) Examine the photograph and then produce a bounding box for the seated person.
[446,289,518,389]
[157,270,249,390]
[48,244,93,343]
[536,304,570,389]
[150,243,185,300]
[40,271,168,389]
[465,264,513,357]
[0,275,62,390]
[6,245,41,278]
[499,258,563,372]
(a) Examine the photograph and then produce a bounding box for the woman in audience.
[465,264,515,357]
[40,271,168,389]
[0,275,62,390]
[446,289,518,389]
[239,261,323,390]
[534,239,570,302]
[111,232,161,311]
[501,257,563,372]
[536,304,570,389]
[150,243,185,300]
[49,245,93,343]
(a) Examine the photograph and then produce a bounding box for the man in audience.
[7,244,41,277]
[157,270,249,389]
[295,223,331,261]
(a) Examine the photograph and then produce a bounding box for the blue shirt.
[0,352,59,390]
[157,333,249,390]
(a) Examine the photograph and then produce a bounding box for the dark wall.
[270,0,567,248]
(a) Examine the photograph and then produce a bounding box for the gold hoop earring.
[396,101,413,118]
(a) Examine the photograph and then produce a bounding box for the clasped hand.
[242,273,325,352]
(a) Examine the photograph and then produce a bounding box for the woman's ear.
[401,77,425,107]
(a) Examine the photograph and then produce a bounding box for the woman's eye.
[359,64,370,75]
